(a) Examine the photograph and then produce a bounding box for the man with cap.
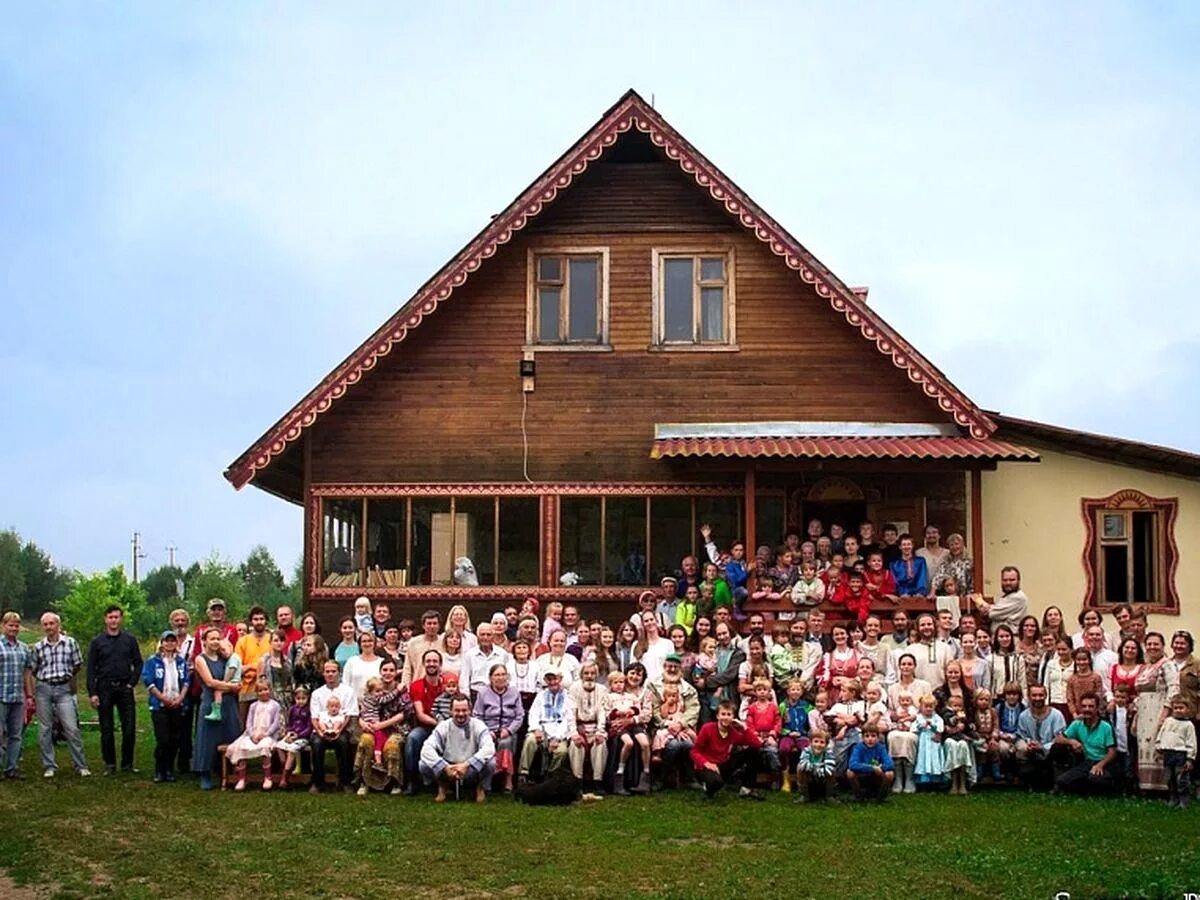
[519,669,575,782]
[141,630,189,783]
[651,653,701,787]
[190,596,238,716]
[419,694,496,803]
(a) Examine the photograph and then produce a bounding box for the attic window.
[651,249,736,349]
[528,249,609,347]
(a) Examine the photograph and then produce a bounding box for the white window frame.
[650,248,737,350]
[525,247,611,350]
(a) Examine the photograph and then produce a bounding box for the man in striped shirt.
[29,612,89,777]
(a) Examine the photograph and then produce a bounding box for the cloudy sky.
[3,4,1198,576]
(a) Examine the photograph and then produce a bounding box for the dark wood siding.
[308,209,955,484]
[526,158,736,234]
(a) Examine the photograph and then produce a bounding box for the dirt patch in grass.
[666,835,763,851]
[0,870,53,899]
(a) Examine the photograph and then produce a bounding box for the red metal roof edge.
[649,436,1039,461]
[225,89,995,490]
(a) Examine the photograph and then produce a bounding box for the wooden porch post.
[744,467,756,553]
[970,468,984,592]
[540,495,558,589]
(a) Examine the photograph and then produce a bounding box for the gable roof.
[225,89,996,492]
[991,413,1200,479]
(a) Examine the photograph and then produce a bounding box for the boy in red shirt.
[863,551,899,605]
[691,700,765,800]
[833,571,874,626]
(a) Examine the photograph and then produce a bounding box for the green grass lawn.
[1,686,1197,899]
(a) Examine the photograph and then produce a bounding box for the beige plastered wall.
[976,448,1200,639]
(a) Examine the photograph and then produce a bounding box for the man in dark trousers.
[690,700,764,800]
[87,605,143,775]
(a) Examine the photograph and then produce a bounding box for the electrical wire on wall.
[521,390,534,483]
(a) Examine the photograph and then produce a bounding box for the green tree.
[141,564,185,608]
[239,545,284,609]
[19,540,73,618]
[286,556,305,612]
[57,566,155,640]
[0,529,27,614]
[184,552,245,621]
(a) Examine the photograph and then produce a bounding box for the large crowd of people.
[0,519,1197,807]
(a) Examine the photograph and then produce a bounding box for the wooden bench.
[217,745,312,790]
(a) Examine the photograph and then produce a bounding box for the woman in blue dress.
[192,626,243,790]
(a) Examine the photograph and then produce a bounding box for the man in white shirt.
[916,525,948,596]
[909,613,954,692]
[462,623,513,699]
[1084,626,1118,699]
[309,660,359,793]
[518,671,574,782]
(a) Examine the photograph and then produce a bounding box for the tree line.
[0,529,302,639]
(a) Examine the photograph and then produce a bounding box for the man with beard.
[420,695,496,803]
[651,654,700,787]
[402,610,444,687]
[1015,684,1067,790]
[974,566,1029,634]
[403,649,445,794]
[909,613,953,691]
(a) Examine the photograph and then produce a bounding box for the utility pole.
[167,543,177,568]
[131,532,146,582]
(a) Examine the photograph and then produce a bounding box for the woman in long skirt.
[192,627,244,790]
[1135,632,1171,792]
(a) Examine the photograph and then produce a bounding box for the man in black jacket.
[87,605,143,775]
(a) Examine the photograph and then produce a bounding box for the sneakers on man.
[43,768,55,779]
[356,785,369,797]
[78,768,91,778]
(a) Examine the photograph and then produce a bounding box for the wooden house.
[225,90,1200,635]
